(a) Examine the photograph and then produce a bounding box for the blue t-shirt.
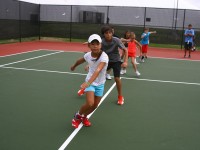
[184,29,194,42]
[140,32,151,45]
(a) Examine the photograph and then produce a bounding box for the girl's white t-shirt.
[84,51,108,86]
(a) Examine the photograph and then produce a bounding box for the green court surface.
[0,50,200,150]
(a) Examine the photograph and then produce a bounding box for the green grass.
[149,43,199,50]
[149,43,182,49]
[0,39,20,44]
[0,37,39,44]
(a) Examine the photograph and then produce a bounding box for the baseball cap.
[88,34,102,43]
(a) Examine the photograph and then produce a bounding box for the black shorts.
[184,42,192,50]
[107,61,122,77]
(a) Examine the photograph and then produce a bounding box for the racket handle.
[78,88,85,96]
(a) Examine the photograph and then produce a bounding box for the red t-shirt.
[128,41,136,57]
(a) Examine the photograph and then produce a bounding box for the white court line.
[1,49,198,61]
[2,66,200,86]
[1,51,200,148]
[58,82,116,150]
[0,49,77,58]
[0,49,84,58]
[0,49,43,57]
[0,51,63,67]
[2,66,87,76]
[121,76,200,86]
[143,56,200,62]
[0,49,62,58]
[2,66,200,149]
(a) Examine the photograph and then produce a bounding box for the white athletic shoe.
[135,60,140,64]
[140,59,144,63]
[135,59,140,65]
[136,71,141,77]
[120,69,126,75]
[106,74,112,80]
[120,70,124,75]
[124,69,126,74]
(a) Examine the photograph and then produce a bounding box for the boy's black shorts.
[184,42,192,50]
[107,61,122,78]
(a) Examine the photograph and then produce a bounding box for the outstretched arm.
[135,40,142,50]
[80,62,106,89]
[71,57,85,71]
[150,31,157,34]
[82,42,88,45]
[121,48,128,68]
[141,33,146,39]
[120,38,130,43]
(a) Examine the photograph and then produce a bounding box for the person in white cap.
[70,34,108,128]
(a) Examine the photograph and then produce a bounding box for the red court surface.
[0,41,199,60]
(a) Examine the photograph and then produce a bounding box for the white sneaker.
[136,71,141,77]
[135,61,140,65]
[135,59,140,65]
[120,69,126,75]
[140,59,144,63]
[106,74,112,80]
[124,69,126,74]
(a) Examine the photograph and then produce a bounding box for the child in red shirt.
[127,32,142,77]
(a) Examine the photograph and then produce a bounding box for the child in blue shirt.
[184,24,195,58]
[140,28,156,62]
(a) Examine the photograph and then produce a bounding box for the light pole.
[174,0,179,30]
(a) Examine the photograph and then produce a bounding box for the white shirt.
[84,51,108,86]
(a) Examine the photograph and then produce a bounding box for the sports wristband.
[86,82,90,86]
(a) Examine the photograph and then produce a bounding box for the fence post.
[69,5,72,42]
[19,1,21,42]
[181,9,186,49]
[174,0,179,30]
[106,6,110,24]
[143,7,146,29]
[39,4,41,40]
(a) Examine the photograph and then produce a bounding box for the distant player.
[140,28,156,62]
[70,34,108,128]
[184,24,195,58]
[127,32,142,77]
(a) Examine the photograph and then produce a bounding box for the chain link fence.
[1,0,199,48]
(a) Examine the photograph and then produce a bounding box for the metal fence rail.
[0,0,199,48]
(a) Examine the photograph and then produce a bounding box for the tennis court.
[0,49,200,150]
